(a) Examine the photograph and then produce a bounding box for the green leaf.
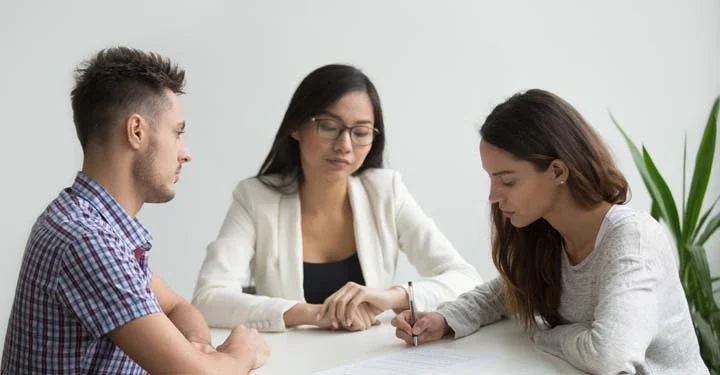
[710,311,720,332]
[693,311,720,367]
[682,133,687,222]
[697,212,720,246]
[693,194,720,243]
[642,146,682,237]
[612,114,682,246]
[683,97,719,242]
[687,245,717,312]
[650,200,661,221]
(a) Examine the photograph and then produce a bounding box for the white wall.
[1,0,718,350]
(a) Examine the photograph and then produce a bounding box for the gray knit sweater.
[436,205,709,374]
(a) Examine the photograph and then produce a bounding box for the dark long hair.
[257,64,385,193]
[480,89,629,329]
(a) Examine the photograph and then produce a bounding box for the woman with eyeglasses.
[192,64,481,333]
[391,89,707,374]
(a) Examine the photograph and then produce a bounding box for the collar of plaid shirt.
[71,172,153,261]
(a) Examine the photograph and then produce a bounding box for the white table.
[211,315,585,374]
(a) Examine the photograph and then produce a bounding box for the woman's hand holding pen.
[317,282,408,330]
[391,311,450,346]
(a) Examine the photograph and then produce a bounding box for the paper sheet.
[313,347,482,375]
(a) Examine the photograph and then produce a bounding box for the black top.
[303,252,366,304]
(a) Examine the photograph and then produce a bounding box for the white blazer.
[192,169,481,332]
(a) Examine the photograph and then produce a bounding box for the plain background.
[1,0,719,350]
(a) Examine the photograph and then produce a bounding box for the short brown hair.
[70,46,185,150]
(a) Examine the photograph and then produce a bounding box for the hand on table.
[391,310,450,346]
[317,282,407,329]
[216,325,271,370]
[315,302,381,331]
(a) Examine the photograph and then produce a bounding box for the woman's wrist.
[387,286,409,311]
[283,303,316,327]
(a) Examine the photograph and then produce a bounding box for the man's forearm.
[167,301,212,345]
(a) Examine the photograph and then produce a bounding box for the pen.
[408,281,418,347]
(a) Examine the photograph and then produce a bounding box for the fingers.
[351,303,377,331]
[390,310,413,334]
[319,282,365,329]
[360,305,373,329]
[395,327,415,345]
[367,305,380,326]
[325,292,340,329]
[338,288,363,327]
[223,325,246,346]
[395,325,441,346]
[218,325,255,352]
[190,341,216,353]
[317,291,336,321]
[344,289,367,325]
[417,330,438,345]
[254,338,271,369]
[349,309,368,331]
[413,315,447,344]
[393,313,442,346]
[317,300,328,320]
[341,302,383,332]
[411,315,431,336]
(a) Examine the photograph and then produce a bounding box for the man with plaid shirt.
[1,47,269,374]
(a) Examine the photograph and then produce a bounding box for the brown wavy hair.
[479,89,629,329]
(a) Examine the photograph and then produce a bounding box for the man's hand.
[109,313,264,374]
[189,340,215,354]
[216,325,271,370]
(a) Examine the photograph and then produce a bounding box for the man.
[1,46,269,374]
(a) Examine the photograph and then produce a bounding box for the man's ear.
[125,114,146,150]
[550,159,569,185]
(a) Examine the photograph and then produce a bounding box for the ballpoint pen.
[408,281,418,347]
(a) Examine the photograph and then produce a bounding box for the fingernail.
[315,314,320,320]
[347,319,352,326]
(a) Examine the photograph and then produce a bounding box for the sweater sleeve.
[532,253,659,374]
[435,277,506,338]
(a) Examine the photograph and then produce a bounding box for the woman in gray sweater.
[392,89,708,374]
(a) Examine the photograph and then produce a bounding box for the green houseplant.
[613,96,720,374]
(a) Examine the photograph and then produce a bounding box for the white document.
[313,347,482,375]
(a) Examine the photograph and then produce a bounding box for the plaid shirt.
[1,172,161,374]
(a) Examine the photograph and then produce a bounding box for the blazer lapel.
[277,192,305,301]
[348,177,383,288]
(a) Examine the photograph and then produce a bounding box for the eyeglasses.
[311,117,380,146]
